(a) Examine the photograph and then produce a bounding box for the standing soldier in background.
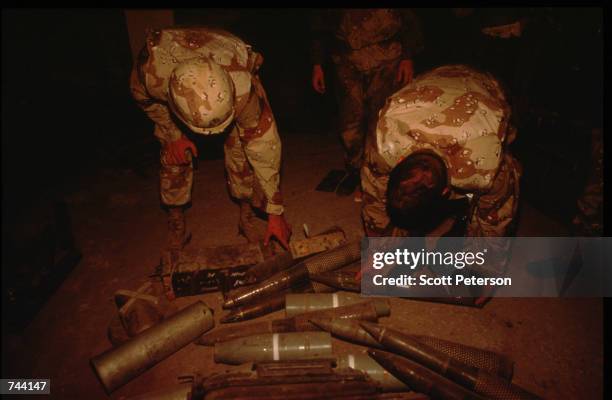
[469,8,533,126]
[130,27,291,252]
[572,127,603,236]
[310,9,424,200]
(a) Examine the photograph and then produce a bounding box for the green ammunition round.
[223,241,360,309]
[214,331,333,365]
[309,318,382,348]
[285,292,364,317]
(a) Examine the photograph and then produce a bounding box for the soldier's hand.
[163,136,198,165]
[312,64,326,94]
[396,59,414,86]
[265,214,292,250]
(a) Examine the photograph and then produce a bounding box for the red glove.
[264,214,292,250]
[162,136,198,165]
[396,59,414,86]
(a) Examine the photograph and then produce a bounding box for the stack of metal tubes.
[199,290,543,399]
[88,237,363,397]
[90,237,544,399]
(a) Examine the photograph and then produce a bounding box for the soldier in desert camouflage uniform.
[362,64,521,239]
[310,9,424,197]
[362,64,521,304]
[130,27,291,250]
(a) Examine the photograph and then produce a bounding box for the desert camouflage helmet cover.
[168,57,235,135]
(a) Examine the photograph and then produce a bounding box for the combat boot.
[238,201,264,244]
[167,206,190,251]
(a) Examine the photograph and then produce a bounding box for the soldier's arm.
[467,154,521,239]
[310,9,332,66]
[397,8,425,60]
[456,155,519,305]
[129,58,183,146]
[235,80,284,216]
[361,161,394,237]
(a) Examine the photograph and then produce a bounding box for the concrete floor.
[5,131,603,399]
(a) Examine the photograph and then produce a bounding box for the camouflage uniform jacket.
[310,9,424,71]
[362,65,521,237]
[130,27,284,215]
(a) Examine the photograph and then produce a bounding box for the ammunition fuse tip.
[359,321,383,341]
[367,349,389,366]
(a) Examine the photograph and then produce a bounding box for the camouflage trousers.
[361,151,521,239]
[572,128,603,236]
[334,58,401,170]
[159,127,265,210]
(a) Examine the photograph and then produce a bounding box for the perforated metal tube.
[411,335,514,381]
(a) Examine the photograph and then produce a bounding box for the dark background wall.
[2,8,604,226]
[2,9,137,217]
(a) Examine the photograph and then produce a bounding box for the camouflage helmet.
[168,57,235,135]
